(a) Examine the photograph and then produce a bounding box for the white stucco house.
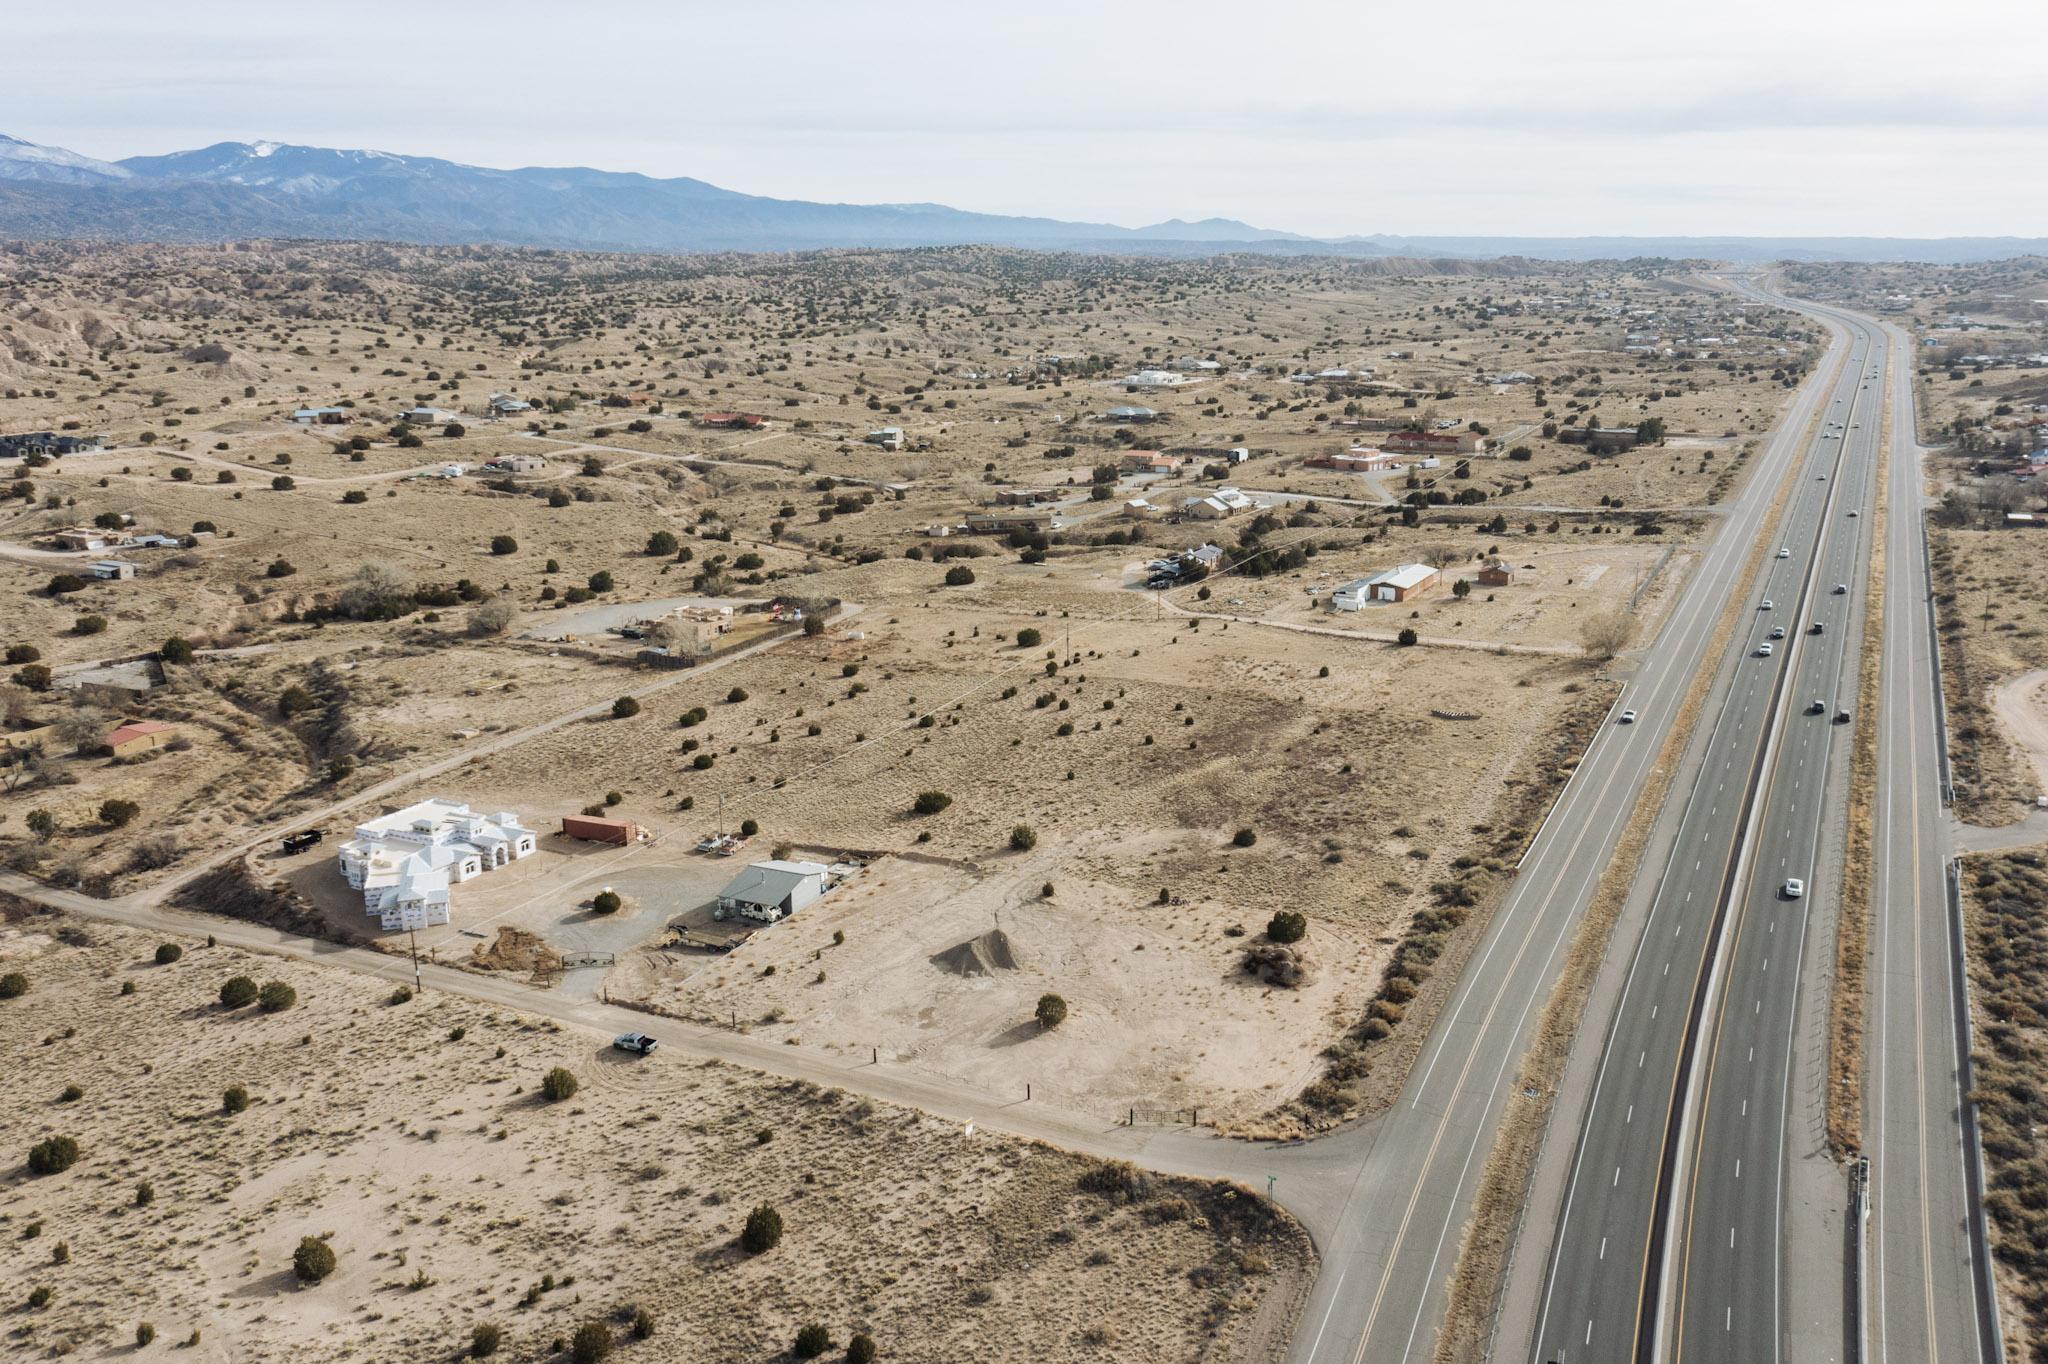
[338,798,536,930]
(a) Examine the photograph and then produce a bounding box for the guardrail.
[1919,523,1955,806]
[1947,855,2007,1364]
[1849,1154,1870,1364]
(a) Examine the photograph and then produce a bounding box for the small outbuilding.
[716,859,831,925]
[106,719,176,757]
[89,560,137,580]
[561,814,644,845]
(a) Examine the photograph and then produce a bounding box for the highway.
[1858,306,1993,1363]
[1529,287,1997,1364]
[1288,289,1863,1364]
[1530,299,1880,1364]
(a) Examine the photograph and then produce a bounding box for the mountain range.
[2,132,2042,264]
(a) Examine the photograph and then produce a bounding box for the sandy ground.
[0,909,1310,1363]
[613,840,1369,1124]
[1990,668,2048,802]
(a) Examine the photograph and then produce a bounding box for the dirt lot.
[0,910,1310,1363]
[0,241,1798,1132]
[1929,526,2048,820]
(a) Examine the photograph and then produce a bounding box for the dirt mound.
[929,927,1022,977]
[471,926,562,979]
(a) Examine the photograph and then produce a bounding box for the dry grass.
[0,910,1309,1363]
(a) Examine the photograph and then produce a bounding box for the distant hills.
[1,132,2041,264]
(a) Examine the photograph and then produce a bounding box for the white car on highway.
[1619,709,1637,724]
[1760,599,1774,610]
[1777,547,1790,558]
[1782,878,1805,899]
[1757,641,1774,657]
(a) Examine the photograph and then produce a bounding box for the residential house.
[1122,370,1186,388]
[1120,450,1184,474]
[1383,430,1487,458]
[105,719,176,757]
[1185,543,1224,574]
[290,406,350,425]
[700,411,766,430]
[1477,560,1515,587]
[0,432,104,459]
[337,798,537,930]
[1309,447,1396,472]
[865,426,905,450]
[400,406,460,425]
[965,511,1052,534]
[487,394,532,416]
[53,528,117,551]
[1181,486,1254,520]
[1101,405,1157,423]
[716,859,832,925]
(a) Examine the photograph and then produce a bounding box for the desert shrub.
[468,597,518,637]
[222,1084,250,1114]
[912,790,953,815]
[0,971,27,999]
[1267,911,1308,944]
[944,565,976,586]
[59,1084,82,1103]
[136,1323,156,1347]
[292,1235,336,1284]
[154,942,183,966]
[794,1324,832,1359]
[218,975,258,1008]
[1016,627,1043,648]
[388,986,413,1005]
[160,636,195,664]
[257,980,296,1013]
[72,614,106,635]
[846,1335,877,1364]
[726,686,748,704]
[611,696,641,719]
[591,891,622,914]
[1035,993,1068,1029]
[740,1203,783,1254]
[1232,827,1258,848]
[469,1323,503,1358]
[489,534,518,555]
[28,1135,78,1175]
[134,1180,154,1206]
[571,1322,613,1363]
[646,530,678,556]
[542,1066,578,1102]
[100,797,141,828]
[1010,824,1037,851]
[1397,627,1419,646]
[27,1286,51,1308]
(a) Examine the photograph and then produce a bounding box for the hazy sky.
[14,0,2046,237]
